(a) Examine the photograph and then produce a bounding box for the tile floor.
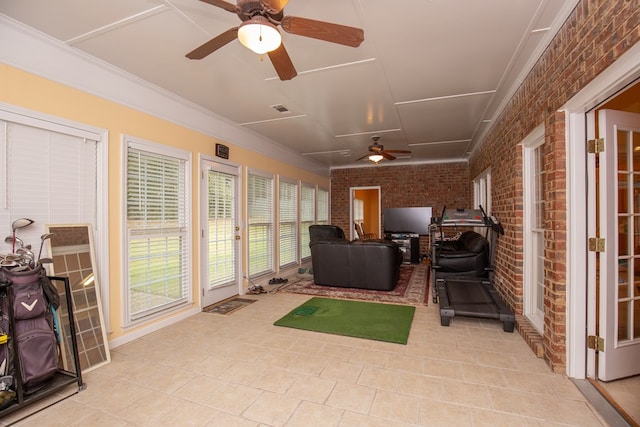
[2,291,607,426]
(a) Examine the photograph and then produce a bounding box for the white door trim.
[562,41,640,379]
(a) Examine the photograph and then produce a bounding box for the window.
[279,178,298,268]
[300,184,315,260]
[247,171,274,277]
[0,120,99,244]
[353,198,364,223]
[124,138,191,323]
[523,126,545,333]
[317,188,329,225]
[473,168,491,213]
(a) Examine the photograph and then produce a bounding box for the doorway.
[200,158,242,307]
[350,187,380,240]
[587,81,640,425]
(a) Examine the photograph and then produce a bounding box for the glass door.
[201,159,240,307]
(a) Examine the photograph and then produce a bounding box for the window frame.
[522,125,546,334]
[300,182,315,261]
[247,169,275,278]
[278,176,299,269]
[122,135,192,325]
[317,187,329,225]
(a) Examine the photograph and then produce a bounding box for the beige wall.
[0,63,329,342]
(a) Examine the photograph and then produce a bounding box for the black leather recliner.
[310,239,402,291]
[309,224,346,244]
[434,230,490,277]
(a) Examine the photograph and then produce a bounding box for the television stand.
[388,233,419,264]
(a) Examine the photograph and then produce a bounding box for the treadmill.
[430,206,515,332]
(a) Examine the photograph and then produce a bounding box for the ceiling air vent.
[271,104,289,113]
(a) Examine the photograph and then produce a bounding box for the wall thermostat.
[215,143,229,159]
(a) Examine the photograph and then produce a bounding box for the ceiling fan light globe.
[238,17,282,54]
[369,154,383,163]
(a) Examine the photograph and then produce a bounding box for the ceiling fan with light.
[186,0,365,80]
[357,136,411,163]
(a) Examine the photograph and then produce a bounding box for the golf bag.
[0,266,58,395]
[0,279,15,409]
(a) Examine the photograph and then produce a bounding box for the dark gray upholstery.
[310,239,402,291]
[435,230,490,277]
[308,224,346,243]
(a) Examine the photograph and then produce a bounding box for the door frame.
[563,41,640,379]
[199,155,243,307]
[350,186,381,240]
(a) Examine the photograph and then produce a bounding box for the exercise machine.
[430,206,515,332]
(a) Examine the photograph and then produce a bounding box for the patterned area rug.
[282,264,429,306]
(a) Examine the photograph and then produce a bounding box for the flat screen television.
[383,207,432,235]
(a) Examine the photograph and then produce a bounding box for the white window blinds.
[279,178,298,268]
[317,188,329,225]
[0,121,97,249]
[248,171,274,277]
[300,184,315,260]
[125,141,191,322]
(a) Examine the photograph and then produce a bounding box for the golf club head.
[11,218,34,232]
[37,233,54,262]
[38,257,53,264]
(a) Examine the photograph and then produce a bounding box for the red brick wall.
[330,163,470,253]
[469,0,639,372]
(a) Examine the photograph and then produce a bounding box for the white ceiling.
[0,0,576,168]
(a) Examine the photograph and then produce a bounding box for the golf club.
[37,233,54,262]
[10,218,34,253]
[5,236,22,249]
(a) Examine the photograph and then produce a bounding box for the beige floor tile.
[383,354,425,373]
[286,353,330,375]
[537,395,606,426]
[285,401,343,427]
[205,383,262,415]
[326,382,376,414]
[461,364,508,387]
[469,407,546,426]
[487,387,546,419]
[421,358,464,380]
[417,399,473,427]
[206,412,259,427]
[396,372,441,400]
[320,360,363,384]
[357,366,400,391]
[172,375,229,404]
[217,360,266,386]
[252,367,299,394]
[5,291,608,426]
[285,375,336,403]
[369,389,422,425]
[439,379,492,409]
[348,348,390,368]
[339,411,414,427]
[242,391,300,426]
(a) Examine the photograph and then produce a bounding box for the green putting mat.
[274,297,415,344]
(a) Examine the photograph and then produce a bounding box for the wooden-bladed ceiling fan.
[357,136,411,162]
[186,0,365,80]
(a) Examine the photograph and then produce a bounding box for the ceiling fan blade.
[385,150,412,154]
[281,16,364,47]
[382,152,396,160]
[267,43,297,80]
[186,28,238,59]
[260,0,289,14]
[199,0,238,13]
[356,154,370,161]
